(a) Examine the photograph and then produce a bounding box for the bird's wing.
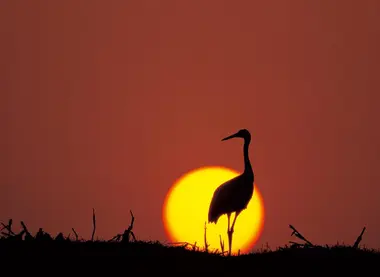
[208,175,243,222]
[212,176,238,203]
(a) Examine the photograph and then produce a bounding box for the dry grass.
[1,211,379,274]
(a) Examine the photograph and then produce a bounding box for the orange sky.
[1,0,380,251]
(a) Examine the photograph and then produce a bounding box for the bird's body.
[208,172,254,224]
[207,128,255,255]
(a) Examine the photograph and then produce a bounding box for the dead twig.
[204,222,209,253]
[353,227,366,248]
[20,221,33,240]
[219,235,225,255]
[129,210,136,241]
[1,219,15,237]
[72,228,79,241]
[122,210,136,243]
[289,224,313,247]
[112,210,136,243]
[91,208,96,241]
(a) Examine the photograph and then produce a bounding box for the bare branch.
[289,225,313,246]
[20,221,33,240]
[109,211,137,243]
[219,235,225,255]
[1,219,15,236]
[121,210,136,243]
[204,222,209,253]
[91,208,96,241]
[72,228,79,241]
[128,210,135,232]
[353,227,366,248]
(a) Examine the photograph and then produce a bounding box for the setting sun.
[163,166,265,254]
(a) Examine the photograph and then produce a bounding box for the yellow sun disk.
[163,166,265,254]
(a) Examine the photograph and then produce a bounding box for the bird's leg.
[226,213,232,256]
[230,211,241,234]
[227,213,231,233]
[228,211,241,256]
[227,230,233,256]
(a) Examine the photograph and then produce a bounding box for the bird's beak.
[221,132,238,141]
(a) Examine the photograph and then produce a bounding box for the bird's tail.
[208,209,219,224]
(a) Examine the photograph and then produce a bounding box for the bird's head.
[221,129,251,142]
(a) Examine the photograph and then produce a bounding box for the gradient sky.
[1,0,380,251]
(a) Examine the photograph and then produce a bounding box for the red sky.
[1,0,380,251]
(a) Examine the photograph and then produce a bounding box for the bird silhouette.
[208,129,254,256]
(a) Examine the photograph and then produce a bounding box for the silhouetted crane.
[208,129,254,256]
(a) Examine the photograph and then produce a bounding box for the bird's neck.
[243,138,253,177]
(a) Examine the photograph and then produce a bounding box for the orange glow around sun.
[162,166,265,254]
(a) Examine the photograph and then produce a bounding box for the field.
[1,213,379,275]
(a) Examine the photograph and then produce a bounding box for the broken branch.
[204,222,209,252]
[289,224,313,246]
[353,227,366,248]
[91,208,96,241]
[1,219,15,236]
[219,234,225,254]
[72,228,79,241]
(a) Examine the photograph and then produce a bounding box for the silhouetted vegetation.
[1,211,379,274]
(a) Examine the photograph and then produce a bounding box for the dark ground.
[1,218,378,275]
[1,238,379,275]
